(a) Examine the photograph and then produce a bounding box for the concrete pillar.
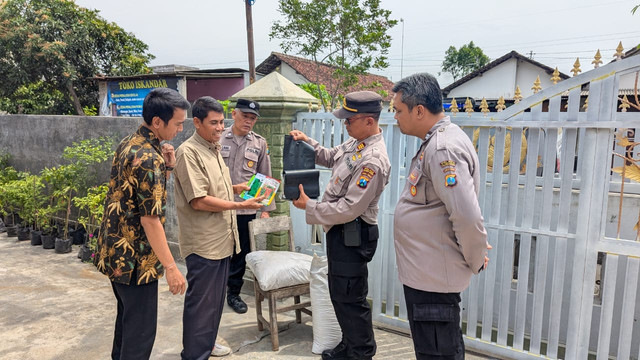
[229,72,318,250]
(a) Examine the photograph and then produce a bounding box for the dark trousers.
[227,214,256,296]
[181,254,230,360]
[326,218,379,359]
[403,285,465,360]
[110,277,158,360]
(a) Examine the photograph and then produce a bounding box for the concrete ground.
[0,232,493,360]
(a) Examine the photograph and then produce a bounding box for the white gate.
[292,54,640,359]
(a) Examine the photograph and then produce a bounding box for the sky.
[74,0,640,87]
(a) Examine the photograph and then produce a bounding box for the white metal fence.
[291,55,640,359]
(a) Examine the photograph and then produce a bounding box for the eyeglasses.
[344,115,368,125]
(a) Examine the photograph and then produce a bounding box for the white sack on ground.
[310,254,342,354]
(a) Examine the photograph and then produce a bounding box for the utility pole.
[400,18,405,79]
[245,0,256,84]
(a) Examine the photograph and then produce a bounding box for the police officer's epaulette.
[435,125,451,151]
[368,146,382,159]
[251,131,265,140]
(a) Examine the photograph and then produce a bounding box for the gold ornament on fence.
[571,58,582,77]
[617,72,640,111]
[619,95,630,112]
[592,49,603,68]
[464,98,474,116]
[582,97,589,111]
[480,98,489,116]
[612,130,640,239]
[496,96,506,112]
[514,86,523,103]
[388,98,394,112]
[450,98,459,116]
[308,102,313,112]
[614,42,624,61]
[550,67,561,85]
[531,76,542,94]
[472,127,528,174]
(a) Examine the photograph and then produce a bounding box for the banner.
[107,78,179,117]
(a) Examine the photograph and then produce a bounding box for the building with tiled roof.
[256,52,394,103]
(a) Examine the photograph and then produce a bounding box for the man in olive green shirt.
[174,96,264,359]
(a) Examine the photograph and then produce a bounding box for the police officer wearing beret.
[220,98,275,314]
[392,73,491,360]
[290,91,391,360]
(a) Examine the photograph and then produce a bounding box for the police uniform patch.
[440,160,456,168]
[445,174,457,187]
[357,142,366,151]
[222,145,231,151]
[357,167,375,188]
[443,167,456,173]
[410,185,417,196]
[266,146,270,155]
[247,147,260,155]
[247,161,254,168]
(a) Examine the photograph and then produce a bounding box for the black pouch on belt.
[343,218,361,247]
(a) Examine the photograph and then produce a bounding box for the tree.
[0,0,154,115]
[299,83,331,108]
[271,0,396,110]
[441,41,490,81]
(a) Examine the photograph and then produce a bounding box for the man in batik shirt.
[95,88,188,360]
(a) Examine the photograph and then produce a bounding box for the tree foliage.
[270,0,396,110]
[0,0,154,115]
[441,41,490,81]
[299,83,332,107]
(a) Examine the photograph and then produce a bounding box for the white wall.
[447,58,517,100]
[447,58,560,100]
[618,71,637,89]
[278,63,310,85]
[514,60,557,98]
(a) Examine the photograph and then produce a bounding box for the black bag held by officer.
[283,135,320,199]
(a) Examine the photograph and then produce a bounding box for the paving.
[0,232,494,360]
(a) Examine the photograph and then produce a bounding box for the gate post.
[229,72,318,250]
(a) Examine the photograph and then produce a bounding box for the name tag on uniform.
[247,147,260,155]
[222,145,231,151]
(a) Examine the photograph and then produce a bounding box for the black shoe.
[227,294,248,314]
[321,342,350,359]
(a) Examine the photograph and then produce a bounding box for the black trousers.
[227,214,256,296]
[181,254,230,360]
[110,277,158,360]
[326,218,379,359]
[403,285,465,360]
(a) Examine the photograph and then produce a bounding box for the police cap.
[235,98,260,116]
[332,91,383,119]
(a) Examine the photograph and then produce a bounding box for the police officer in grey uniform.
[392,73,491,360]
[290,91,391,360]
[220,98,276,314]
